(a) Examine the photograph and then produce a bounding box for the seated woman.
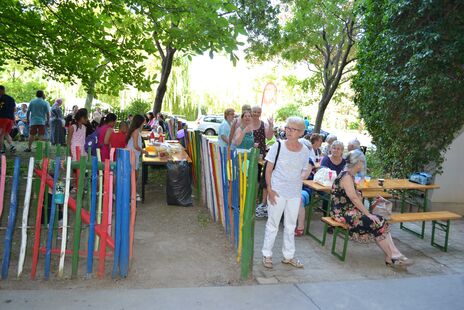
[321,134,337,156]
[233,110,255,151]
[17,103,29,139]
[331,150,412,267]
[306,133,323,164]
[320,140,346,176]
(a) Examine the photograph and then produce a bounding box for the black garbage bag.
[166,160,193,206]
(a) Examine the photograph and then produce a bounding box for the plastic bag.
[166,160,193,206]
[371,197,393,219]
[314,167,337,187]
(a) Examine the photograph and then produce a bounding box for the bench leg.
[431,219,451,252]
[400,190,426,239]
[305,194,329,246]
[331,226,349,262]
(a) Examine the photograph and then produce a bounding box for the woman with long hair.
[126,114,148,201]
[67,108,88,160]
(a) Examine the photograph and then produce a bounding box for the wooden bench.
[321,211,462,261]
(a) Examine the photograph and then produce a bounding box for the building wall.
[430,129,464,214]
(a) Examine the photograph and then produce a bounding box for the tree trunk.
[314,98,329,133]
[153,47,176,114]
[85,80,96,111]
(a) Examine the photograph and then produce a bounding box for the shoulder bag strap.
[272,140,281,171]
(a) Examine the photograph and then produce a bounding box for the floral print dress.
[330,171,389,243]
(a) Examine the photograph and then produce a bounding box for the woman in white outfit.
[262,116,311,269]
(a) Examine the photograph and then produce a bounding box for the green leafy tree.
[0,62,46,102]
[247,0,359,133]
[275,103,303,122]
[124,99,152,117]
[130,0,248,114]
[0,0,154,110]
[353,0,464,177]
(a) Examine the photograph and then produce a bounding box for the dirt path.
[0,143,241,289]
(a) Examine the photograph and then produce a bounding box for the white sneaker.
[136,194,142,202]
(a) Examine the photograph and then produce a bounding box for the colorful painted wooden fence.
[187,131,259,280]
[0,143,136,280]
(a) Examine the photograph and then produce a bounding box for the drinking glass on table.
[364,175,371,186]
[354,175,362,185]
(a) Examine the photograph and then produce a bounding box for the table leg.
[306,192,329,246]
[400,189,426,239]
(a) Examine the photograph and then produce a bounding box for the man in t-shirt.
[25,90,50,152]
[0,85,17,154]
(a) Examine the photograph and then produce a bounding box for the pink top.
[70,124,87,160]
[98,124,113,161]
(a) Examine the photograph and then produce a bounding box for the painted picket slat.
[44,157,61,279]
[1,157,21,279]
[31,158,49,280]
[120,150,130,277]
[0,155,6,220]
[58,156,72,278]
[18,157,35,277]
[129,150,136,260]
[71,155,86,278]
[98,159,110,279]
[86,156,98,276]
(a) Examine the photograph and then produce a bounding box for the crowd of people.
[2,85,413,268]
[0,86,173,201]
[217,105,412,269]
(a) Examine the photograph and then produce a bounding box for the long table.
[302,178,440,244]
[141,145,192,203]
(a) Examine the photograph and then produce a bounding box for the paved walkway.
[1,274,463,309]
[253,214,464,284]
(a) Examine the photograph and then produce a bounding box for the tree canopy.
[130,0,247,113]
[353,0,464,177]
[246,0,359,133]
[0,0,154,109]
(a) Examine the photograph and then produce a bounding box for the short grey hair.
[347,139,361,150]
[286,116,305,130]
[251,105,261,112]
[345,149,365,169]
[326,134,337,144]
[331,140,344,150]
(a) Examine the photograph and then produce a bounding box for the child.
[67,108,88,161]
[98,113,117,161]
[110,121,128,150]
[126,115,148,201]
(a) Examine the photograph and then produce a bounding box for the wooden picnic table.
[303,178,440,193]
[141,141,192,203]
[303,178,441,243]
[357,178,440,191]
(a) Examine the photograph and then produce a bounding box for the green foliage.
[0,0,155,107]
[130,0,247,112]
[2,80,46,103]
[163,59,198,121]
[348,121,360,130]
[365,148,385,179]
[124,99,151,117]
[275,104,303,122]
[353,0,464,177]
[245,0,358,133]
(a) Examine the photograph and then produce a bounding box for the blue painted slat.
[1,157,21,279]
[119,150,130,277]
[87,156,98,275]
[112,149,123,278]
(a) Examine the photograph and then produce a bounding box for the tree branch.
[154,37,166,61]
